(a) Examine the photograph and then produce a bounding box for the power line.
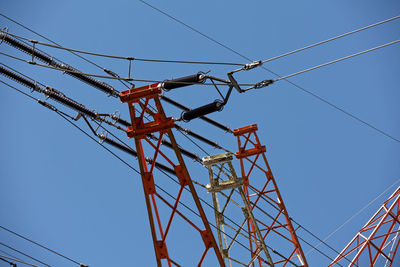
[0,13,104,70]
[0,254,38,267]
[138,0,400,145]
[0,224,83,266]
[2,31,244,66]
[0,248,21,262]
[306,177,400,257]
[0,255,18,267]
[261,15,400,64]
[275,39,400,81]
[0,50,249,86]
[0,242,51,267]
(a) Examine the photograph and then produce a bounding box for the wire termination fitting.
[254,79,274,89]
[242,60,263,71]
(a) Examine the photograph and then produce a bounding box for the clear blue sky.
[1,1,399,266]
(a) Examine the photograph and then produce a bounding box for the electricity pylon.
[233,124,308,266]
[329,186,400,267]
[202,152,274,266]
[120,83,226,267]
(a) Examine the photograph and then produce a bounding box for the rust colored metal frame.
[120,83,225,267]
[233,124,308,267]
[329,186,400,267]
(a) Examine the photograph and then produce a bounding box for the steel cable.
[274,40,400,81]
[1,31,244,66]
[0,242,51,267]
[261,15,400,64]
[139,0,400,145]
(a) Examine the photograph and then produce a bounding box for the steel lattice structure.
[329,186,400,267]
[233,125,308,267]
[120,83,226,267]
[202,152,274,266]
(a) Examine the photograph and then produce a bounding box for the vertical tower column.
[233,124,308,267]
[202,152,275,267]
[120,83,225,267]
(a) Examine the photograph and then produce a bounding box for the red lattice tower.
[329,186,400,267]
[233,124,308,267]
[120,83,225,267]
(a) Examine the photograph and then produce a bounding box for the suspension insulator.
[181,100,224,122]
[59,64,117,97]
[0,66,40,92]
[0,33,118,97]
[43,87,97,118]
[162,73,205,91]
[0,33,55,65]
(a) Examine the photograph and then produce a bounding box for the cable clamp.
[45,86,66,96]
[103,68,119,78]
[31,81,39,93]
[254,79,274,89]
[111,110,121,122]
[97,131,108,144]
[60,63,69,74]
[0,27,8,45]
[242,60,262,71]
[37,99,57,111]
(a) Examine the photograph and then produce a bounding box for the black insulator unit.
[115,117,131,127]
[59,64,117,96]
[160,95,231,132]
[181,100,224,122]
[162,73,204,91]
[44,89,97,118]
[0,66,39,91]
[1,33,54,64]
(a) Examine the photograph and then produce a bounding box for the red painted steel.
[329,186,400,267]
[233,124,308,267]
[120,84,225,266]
